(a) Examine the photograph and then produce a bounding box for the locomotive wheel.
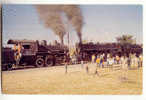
[35,57,45,67]
[45,56,54,67]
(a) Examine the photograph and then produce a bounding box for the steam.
[62,5,83,43]
[35,5,83,44]
[36,5,65,44]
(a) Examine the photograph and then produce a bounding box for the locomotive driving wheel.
[35,57,45,67]
[45,56,54,67]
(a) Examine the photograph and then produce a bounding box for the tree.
[116,34,136,44]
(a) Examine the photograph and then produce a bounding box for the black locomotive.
[1,39,69,71]
[76,42,142,61]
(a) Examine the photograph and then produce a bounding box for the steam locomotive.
[76,42,142,61]
[2,39,69,71]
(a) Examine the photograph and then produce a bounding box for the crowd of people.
[64,52,143,75]
[91,53,143,69]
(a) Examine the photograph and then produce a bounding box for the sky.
[2,5,143,46]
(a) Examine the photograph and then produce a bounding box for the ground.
[1,63,143,94]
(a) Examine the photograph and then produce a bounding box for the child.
[85,64,89,74]
[65,62,68,74]
[94,57,100,75]
[96,57,100,68]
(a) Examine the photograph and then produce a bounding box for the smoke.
[62,5,83,43]
[35,5,83,44]
[36,5,65,44]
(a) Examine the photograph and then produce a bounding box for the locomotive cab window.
[22,45,31,49]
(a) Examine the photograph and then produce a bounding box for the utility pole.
[68,31,69,48]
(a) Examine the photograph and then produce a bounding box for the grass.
[1,63,143,94]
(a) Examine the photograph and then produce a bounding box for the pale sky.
[2,5,143,46]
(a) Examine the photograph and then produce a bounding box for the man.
[91,54,95,63]
[116,55,120,64]
[107,53,110,59]
[123,56,128,69]
[65,62,68,74]
[106,53,110,66]
[100,54,104,68]
[108,57,114,69]
[81,59,84,69]
[130,54,135,68]
[139,54,143,68]
[127,56,131,69]
[64,52,70,74]
[121,56,128,79]
[13,44,17,51]
[13,43,22,66]
[133,54,139,68]
[94,56,100,75]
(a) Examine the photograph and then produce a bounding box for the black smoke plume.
[36,5,83,44]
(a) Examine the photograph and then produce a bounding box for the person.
[108,57,114,68]
[17,43,22,54]
[120,56,124,67]
[72,54,76,64]
[133,54,139,68]
[106,56,109,67]
[94,56,100,76]
[100,54,104,68]
[116,55,120,64]
[122,56,127,69]
[121,56,128,79]
[65,62,68,74]
[85,64,89,74]
[90,54,96,69]
[107,53,110,58]
[94,67,99,76]
[96,56,100,68]
[130,54,135,68]
[13,43,22,66]
[106,53,111,66]
[91,54,95,63]
[64,53,70,74]
[139,54,143,68]
[13,44,17,51]
[127,56,131,69]
[113,56,116,65]
[103,54,107,67]
[81,60,84,69]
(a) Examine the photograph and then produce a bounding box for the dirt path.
[1,63,143,94]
